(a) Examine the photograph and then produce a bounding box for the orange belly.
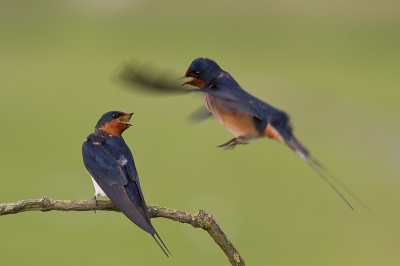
[205,94,260,139]
[261,124,285,143]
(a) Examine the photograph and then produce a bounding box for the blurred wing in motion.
[114,59,198,95]
[187,105,213,123]
[113,58,210,124]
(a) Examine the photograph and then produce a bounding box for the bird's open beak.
[118,112,134,126]
[179,70,205,88]
[179,70,192,86]
[180,79,193,86]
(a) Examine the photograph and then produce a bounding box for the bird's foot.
[217,137,248,149]
[92,195,98,214]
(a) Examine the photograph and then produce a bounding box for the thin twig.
[0,196,245,266]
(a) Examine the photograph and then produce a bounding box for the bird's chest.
[204,93,260,138]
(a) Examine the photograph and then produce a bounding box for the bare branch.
[0,197,245,266]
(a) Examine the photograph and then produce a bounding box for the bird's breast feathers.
[205,93,260,139]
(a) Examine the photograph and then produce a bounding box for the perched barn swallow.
[182,58,369,211]
[82,111,170,256]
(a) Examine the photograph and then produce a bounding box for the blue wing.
[205,84,262,119]
[82,140,155,234]
[82,141,128,186]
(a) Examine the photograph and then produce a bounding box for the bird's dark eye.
[194,71,200,76]
[112,114,117,118]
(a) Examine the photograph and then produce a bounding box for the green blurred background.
[1,0,399,265]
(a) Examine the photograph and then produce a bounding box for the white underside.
[90,176,108,198]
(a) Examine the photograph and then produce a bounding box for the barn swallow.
[115,58,368,211]
[182,57,369,211]
[82,111,170,256]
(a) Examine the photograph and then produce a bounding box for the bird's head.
[181,57,221,88]
[95,111,134,136]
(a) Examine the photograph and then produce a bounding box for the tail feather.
[152,232,171,257]
[285,136,370,212]
[285,136,310,161]
[310,158,371,213]
[307,160,354,211]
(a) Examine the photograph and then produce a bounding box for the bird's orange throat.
[186,78,206,88]
[100,120,130,136]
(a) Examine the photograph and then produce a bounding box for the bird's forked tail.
[284,136,370,212]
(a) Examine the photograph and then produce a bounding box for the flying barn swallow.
[181,58,369,211]
[115,58,368,211]
[82,111,170,256]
